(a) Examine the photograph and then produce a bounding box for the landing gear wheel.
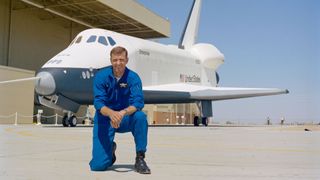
[202,117,208,126]
[69,115,77,127]
[193,116,199,126]
[62,115,69,127]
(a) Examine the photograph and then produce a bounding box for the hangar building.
[0,0,199,125]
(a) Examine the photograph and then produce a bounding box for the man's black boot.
[111,142,117,166]
[134,151,151,174]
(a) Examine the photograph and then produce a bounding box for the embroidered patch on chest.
[119,83,128,88]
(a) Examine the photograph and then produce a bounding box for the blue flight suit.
[89,66,148,171]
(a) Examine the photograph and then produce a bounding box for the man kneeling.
[89,46,151,174]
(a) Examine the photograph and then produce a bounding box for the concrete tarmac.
[0,124,319,180]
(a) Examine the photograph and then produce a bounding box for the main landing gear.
[62,111,77,127]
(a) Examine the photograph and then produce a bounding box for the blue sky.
[138,0,319,124]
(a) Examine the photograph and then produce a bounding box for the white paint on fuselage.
[42,28,207,86]
[132,40,201,86]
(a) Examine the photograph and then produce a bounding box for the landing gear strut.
[195,101,212,127]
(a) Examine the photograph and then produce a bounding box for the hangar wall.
[0,0,87,70]
[0,65,34,124]
[8,10,86,70]
[0,0,87,124]
[0,0,10,66]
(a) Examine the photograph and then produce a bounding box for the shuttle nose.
[35,71,56,96]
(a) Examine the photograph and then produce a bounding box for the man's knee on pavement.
[90,161,111,171]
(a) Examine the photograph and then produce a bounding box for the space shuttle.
[1,0,288,126]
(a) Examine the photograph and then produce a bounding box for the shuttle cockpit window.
[87,35,97,43]
[98,36,108,46]
[108,36,116,46]
[75,36,82,44]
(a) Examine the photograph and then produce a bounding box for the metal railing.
[0,112,92,125]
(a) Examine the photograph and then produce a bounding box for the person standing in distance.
[89,46,151,174]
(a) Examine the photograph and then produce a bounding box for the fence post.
[14,112,18,126]
[36,113,41,125]
[55,113,58,126]
[36,109,43,125]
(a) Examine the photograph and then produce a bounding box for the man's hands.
[100,106,136,128]
[109,110,126,128]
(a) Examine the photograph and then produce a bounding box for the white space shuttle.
[1,0,288,126]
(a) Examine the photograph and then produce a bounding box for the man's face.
[110,52,128,77]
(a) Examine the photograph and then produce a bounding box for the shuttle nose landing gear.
[62,111,77,127]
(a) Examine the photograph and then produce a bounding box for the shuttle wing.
[143,83,289,104]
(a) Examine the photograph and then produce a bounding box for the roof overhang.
[17,0,170,39]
